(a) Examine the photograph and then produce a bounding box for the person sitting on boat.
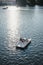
[20,38,28,42]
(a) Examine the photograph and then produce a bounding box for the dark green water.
[0,6,43,65]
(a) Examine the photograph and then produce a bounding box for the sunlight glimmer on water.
[6,7,20,51]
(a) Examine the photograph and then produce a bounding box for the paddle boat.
[16,38,31,49]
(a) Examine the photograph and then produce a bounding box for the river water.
[0,6,43,65]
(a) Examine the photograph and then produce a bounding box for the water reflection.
[5,7,21,51]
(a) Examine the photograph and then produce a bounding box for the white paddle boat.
[16,38,31,49]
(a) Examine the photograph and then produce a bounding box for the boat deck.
[16,39,31,49]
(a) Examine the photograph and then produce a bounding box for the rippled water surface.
[0,6,43,65]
